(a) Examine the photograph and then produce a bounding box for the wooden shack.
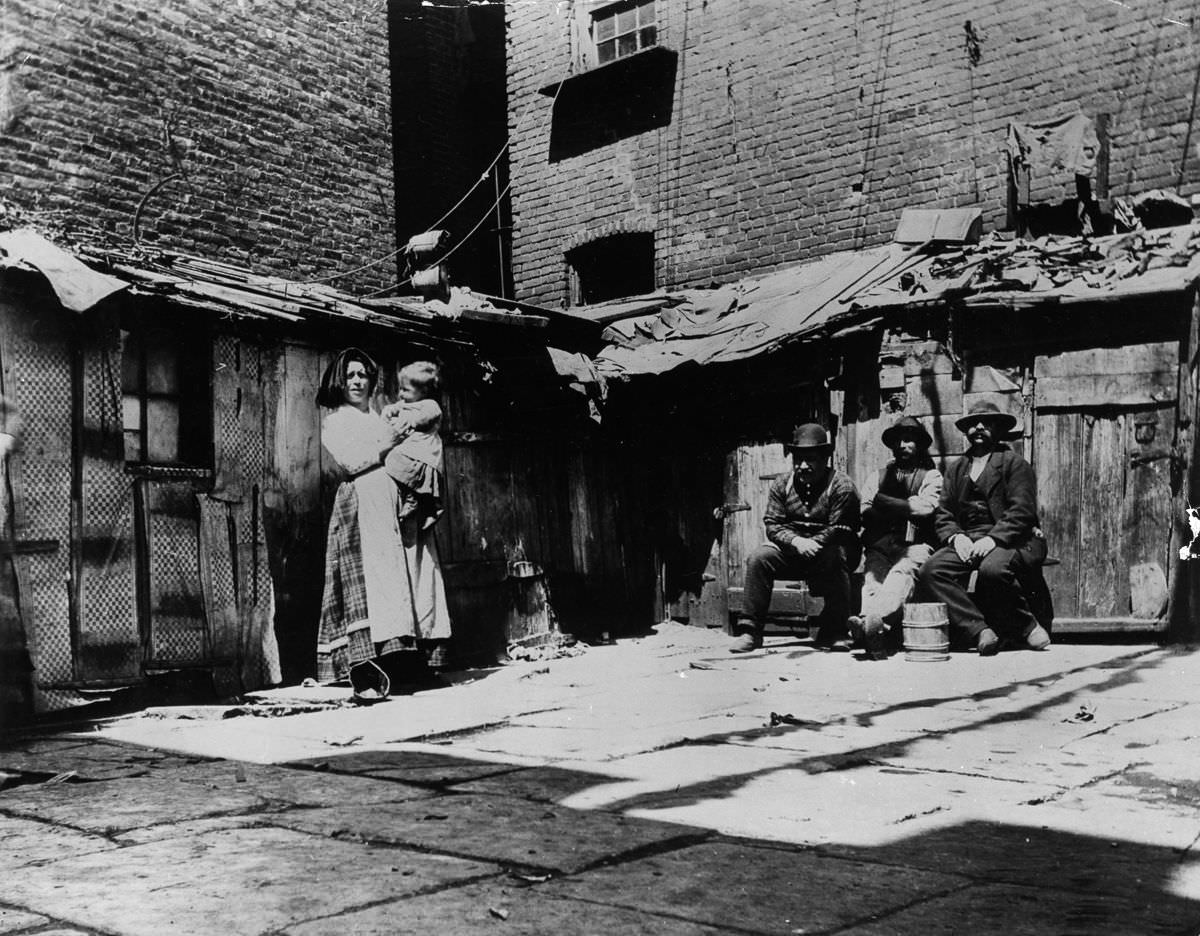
[561,222,1200,641]
[0,230,650,717]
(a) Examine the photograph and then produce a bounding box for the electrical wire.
[364,177,514,299]
[362,75,565,300]
[301,65,566,289]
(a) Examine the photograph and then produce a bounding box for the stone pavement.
[3,623,1200,935]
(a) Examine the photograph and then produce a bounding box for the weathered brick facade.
[0,0,396,291]
[508,1,1200,307]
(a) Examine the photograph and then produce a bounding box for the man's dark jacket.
[934,445,1040,548]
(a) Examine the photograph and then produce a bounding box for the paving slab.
[0,908,49,934]
[261,793,709,874]
[839,881,1200,936]
[618,763,1061,848]
[822,807,1200,906]
[287,747,533,785]
[162,760,435,807]
[3,826,499,936]
[544,839,967,934]
[284,881,735,936]
[459,744,814,812]
[0,815,117,872]
[0,739,181,782]
[0,775,274,834]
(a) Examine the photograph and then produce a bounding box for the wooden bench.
[726,580,825,633]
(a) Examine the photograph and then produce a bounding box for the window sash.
[593,0,656,64]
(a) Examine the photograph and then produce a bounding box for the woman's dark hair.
[316,348,379,408]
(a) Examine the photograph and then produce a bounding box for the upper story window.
[592,0,657,65]
[567,232,655,305]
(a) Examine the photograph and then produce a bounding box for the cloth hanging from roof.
[0,229,127,311]
[1005,111,1100,178]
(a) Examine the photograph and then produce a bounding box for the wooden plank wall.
[264,342,327,685]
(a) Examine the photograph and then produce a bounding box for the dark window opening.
[121,312,211,467]
[593,0,657,65]
[568,233,655,305]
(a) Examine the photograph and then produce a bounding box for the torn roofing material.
[562,222,1200,381]
[0,229,547,340]
[583,243,914,379]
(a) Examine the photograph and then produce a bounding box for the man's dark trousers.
[743,543,852,635]
[919,535,1047,642]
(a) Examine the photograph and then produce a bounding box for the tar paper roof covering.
[589,243,914,379]
[566,222,1200,381]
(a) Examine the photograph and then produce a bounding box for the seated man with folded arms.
[917,400,1051,656]
[731,423,861,653]
[850,416,942,659]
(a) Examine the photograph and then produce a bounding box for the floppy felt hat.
[785,423,833,451]
[955,400,1017,433]
[881,415,932,450]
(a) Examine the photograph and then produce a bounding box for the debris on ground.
[488,907,510,920]
[507,631,586,664]
[689,660,715,670]
[768,712,820,728]
[1064,703,1096,723]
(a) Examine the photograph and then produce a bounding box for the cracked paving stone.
[0,816,118,872]
[286,749,523,785]
[159,760,436,807]
[544,839,967,933]
[0,739,168,781]
[821,811,1200,909]
[4,825,499,936]
[261,794,706,874]
[0,775,273,833]
[283,880,734,936]
[0,907,49,933]
[838,881,1200,935]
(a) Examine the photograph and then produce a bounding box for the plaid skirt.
[316,478,451,683]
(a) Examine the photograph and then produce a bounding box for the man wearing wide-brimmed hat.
[917,399,1051,656]
[731,423,861,653]
[849,415,943,660]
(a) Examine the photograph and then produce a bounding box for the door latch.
[713,503,751,520]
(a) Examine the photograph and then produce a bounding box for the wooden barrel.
[902,602,950,662]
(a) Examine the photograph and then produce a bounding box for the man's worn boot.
[729,620,764,653]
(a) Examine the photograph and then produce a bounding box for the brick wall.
[0,0,397,292]
[508,0,1200,307]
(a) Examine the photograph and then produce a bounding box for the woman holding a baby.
[314,347,451,695]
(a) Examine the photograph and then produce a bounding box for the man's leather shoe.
[976,628,1000,656]
[813,629,852,652]
[1023,624,1051,651]
[729,632,763,653]
[861,613,889,660]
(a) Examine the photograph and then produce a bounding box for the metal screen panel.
[78,316,139,680]
[143,480,207,665]
[9,312,73,685]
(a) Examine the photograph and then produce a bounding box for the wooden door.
[1033,407,1175,630]
[721,442,791,620]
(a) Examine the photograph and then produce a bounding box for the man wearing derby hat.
[850,415,943,660]
[731,423,861,653]
[917,399,1051,656]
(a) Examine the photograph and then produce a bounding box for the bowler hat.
[955,400,1017,433]
[881,415,932,450]
[785,423,832,451]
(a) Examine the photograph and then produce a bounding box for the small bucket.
[902,602,950,662]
